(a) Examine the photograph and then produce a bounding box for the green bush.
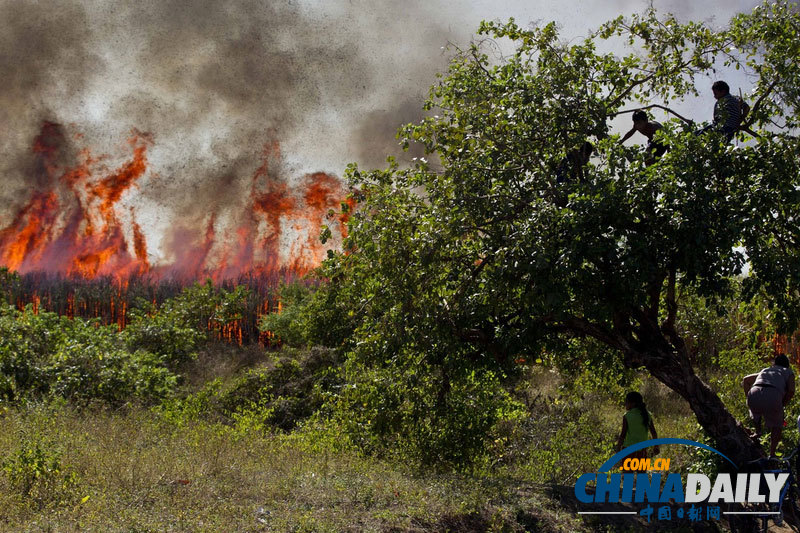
[265,281,527,468]
[157,378,225,427]
[516,398,614,484]
[223,348,339,430]
[2,436,79,507]
[124,280,250,368]
[0,304,65,399]
[0,304,177,405]
[158,347,341,432]
[333,352,524,470]
[259,280,357,349]
[258,282,313,347]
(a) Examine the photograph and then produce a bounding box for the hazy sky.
[0,0,764,263]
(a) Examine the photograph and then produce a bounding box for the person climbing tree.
[698,80,748,143]
[555,141,594,183]
[619,110,668,165]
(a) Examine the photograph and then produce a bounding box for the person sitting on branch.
[697,80,750,143]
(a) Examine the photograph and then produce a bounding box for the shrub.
[515,398,615,484]
[158,347,342,432]
[2,436,79,507]
[0,304,177,405]
[220,347,340,430]
[333,352,525,470]
[259,280,358,350]
[124,280,250,368]
[157,378,225,427]
[258,282,314,347]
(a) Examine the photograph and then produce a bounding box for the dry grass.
[0,403,598,533]
[0,359,743,532]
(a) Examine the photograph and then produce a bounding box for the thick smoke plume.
[0,0,458,270]
[0,0,763,274]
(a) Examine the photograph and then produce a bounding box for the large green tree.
[316,2,800,466]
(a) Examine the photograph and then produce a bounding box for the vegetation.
[0,304,177,405]
[296,1,800,467]
[0,267,290,343]
[1,2,800,531]
[0,280,787,531]
[0,279,255,405]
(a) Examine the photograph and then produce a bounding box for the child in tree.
[616,391,659,459]
[620,110,667,165]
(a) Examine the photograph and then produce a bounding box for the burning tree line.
[0,123,352,281]
[0,267,298,345]
[0,122,353,344]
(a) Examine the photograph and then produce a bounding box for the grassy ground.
[0,403,600,532]
[0,346,775,532]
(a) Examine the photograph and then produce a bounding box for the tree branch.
[470,47,496,81]
[741,78,780,130]
[605,36,733,112]
[606,73,658,111]
[558,316,627,353]
[451,324,506,363]
[613,104,693,124]
[647,272,666,322]
[662,264,677,332]
[738,126,761,139]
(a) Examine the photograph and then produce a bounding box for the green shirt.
[623,408,650,448]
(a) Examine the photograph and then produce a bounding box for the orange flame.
[0,192,59,270]
[0,124,351,284]
[0,124,152,280]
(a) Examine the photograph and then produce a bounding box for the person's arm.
[649,419,660,455]
[743,373,759,395]
[784,373,795,406]
[712,100,722,128]
[616,416,628,451]
[620,127,636,144]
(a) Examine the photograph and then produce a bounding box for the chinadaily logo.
[574,438,790,524]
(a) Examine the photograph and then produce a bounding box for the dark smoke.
[0,0,767,263]
[0,1,96,223]
[0,0,455,255]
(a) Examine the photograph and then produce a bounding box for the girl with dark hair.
[616,391,659,461]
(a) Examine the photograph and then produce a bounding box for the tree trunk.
[641,345,762,467]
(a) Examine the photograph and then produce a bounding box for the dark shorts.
[747,385,783,429]
[647,141,668,158]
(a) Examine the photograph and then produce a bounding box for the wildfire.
[0,122,353,345]
[0,123,151,279]
[0,191,59,271]
[0,122,352,283]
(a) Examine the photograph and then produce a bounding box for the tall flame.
[0,122,352,282]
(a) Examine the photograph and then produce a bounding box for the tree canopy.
[307,1,800,466]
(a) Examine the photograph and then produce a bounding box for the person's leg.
[753,415,762,438]
[747,391,763,437]
[769,427,782,457]
[762,393,784,457]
